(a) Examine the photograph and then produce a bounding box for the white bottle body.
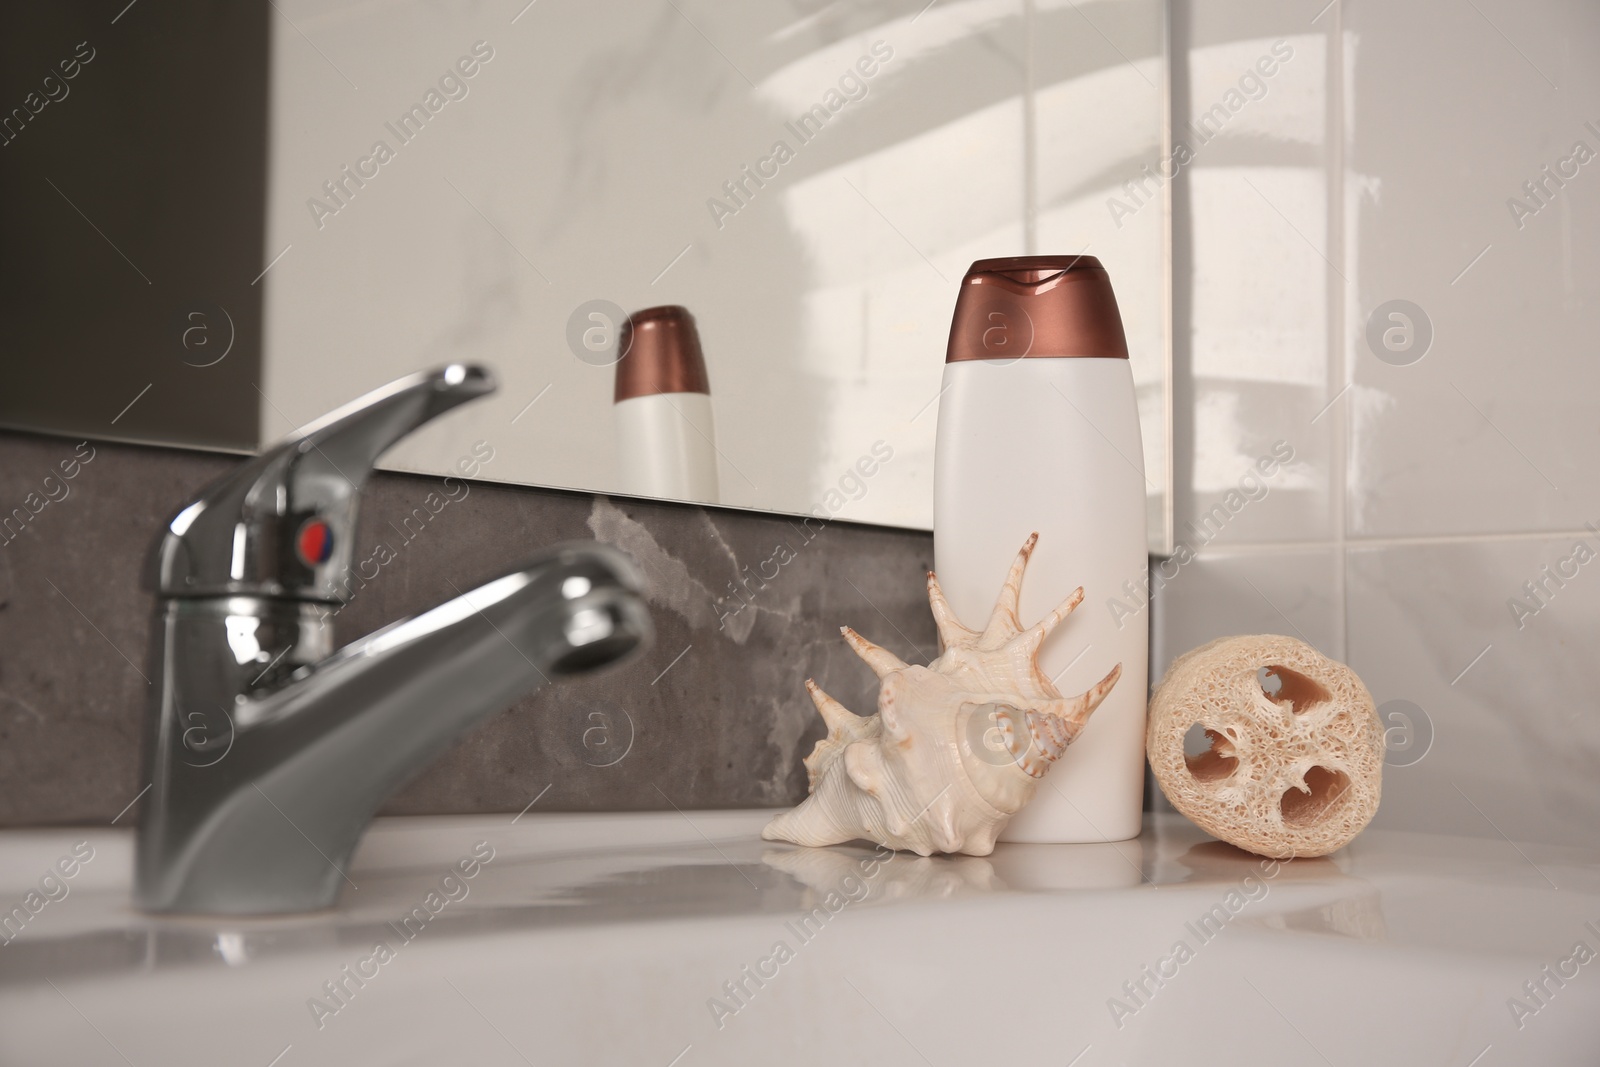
[614,392,720,504]
[933,356,1147,843]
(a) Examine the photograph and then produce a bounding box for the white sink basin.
[3,811,1597,1065]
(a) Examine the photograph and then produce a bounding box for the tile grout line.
[1168,528,1600,556]
[1158,0,1177,553]
[1327,0,1350,665]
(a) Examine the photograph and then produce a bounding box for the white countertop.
[2,811,1596,1065]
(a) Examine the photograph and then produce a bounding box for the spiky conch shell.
[762,534,1121,857]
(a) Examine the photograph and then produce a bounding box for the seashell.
[1146,634,1383,859]
[762,534,1121,857]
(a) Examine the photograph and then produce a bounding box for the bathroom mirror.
[0,0,1170,546]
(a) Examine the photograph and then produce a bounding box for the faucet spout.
[137,544,649,914]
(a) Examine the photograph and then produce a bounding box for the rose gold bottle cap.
[945,255,1129,362]
[614,305,712,402]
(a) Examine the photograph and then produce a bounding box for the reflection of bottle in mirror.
[933,256,1147,844]
[613,306,719,503]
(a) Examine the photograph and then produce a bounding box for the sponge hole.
[1259,665,1331,714]
[1280,765,1350,826]
[1183,723,1238,783]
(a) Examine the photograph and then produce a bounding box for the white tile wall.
[1347,538,1600,849]
[1154,0,1600,848]
[1345,0,1600,539]
[1171,1,1340,548]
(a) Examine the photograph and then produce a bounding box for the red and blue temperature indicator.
[295,518,334,567]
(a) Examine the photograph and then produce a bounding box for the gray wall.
[0,428,937,825]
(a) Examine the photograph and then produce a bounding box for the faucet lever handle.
[159,365,496,601]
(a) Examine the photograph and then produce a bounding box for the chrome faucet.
[136,365,651,914]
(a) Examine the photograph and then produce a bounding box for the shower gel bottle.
[933,256,1147,843]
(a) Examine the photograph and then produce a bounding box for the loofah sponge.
[1147,635,1383,859]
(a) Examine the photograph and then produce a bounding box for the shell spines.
[765,534,1123,857]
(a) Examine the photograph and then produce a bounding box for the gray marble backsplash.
[0,429,937,826]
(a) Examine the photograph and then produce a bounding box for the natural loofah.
[1147,635,1382,859]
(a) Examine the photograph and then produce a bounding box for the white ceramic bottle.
[933,256,1147,843]
[613,306,720,504]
